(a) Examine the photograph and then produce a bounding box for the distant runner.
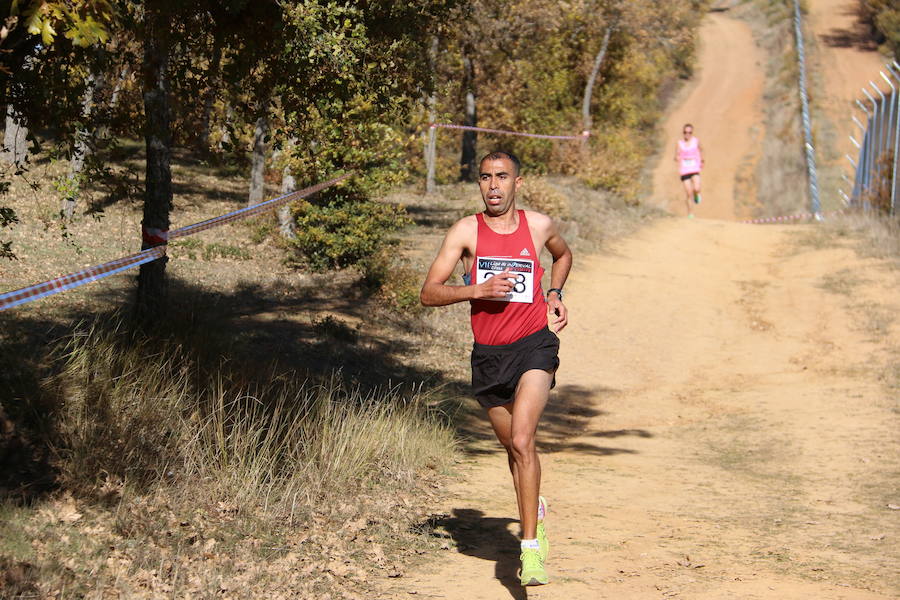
[674,123,704,216]
[420,150,573,587]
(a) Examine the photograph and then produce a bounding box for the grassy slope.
[0,145,657,597]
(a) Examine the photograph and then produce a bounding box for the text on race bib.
[475,257,534,304]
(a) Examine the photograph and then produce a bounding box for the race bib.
[682,158,697,168]
[475,257,534,303]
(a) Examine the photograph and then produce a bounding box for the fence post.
[852,100,871,204]
[880,71,896,214]
[870,82,887,186]
[863,88,878,204]
[888,64,900,215]
[792,0,820,216]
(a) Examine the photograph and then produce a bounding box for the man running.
[420,150,572,587]
[674,123,704,216]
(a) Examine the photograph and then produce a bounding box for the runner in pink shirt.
[674,123,704,217]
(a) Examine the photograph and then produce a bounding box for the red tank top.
[470,210,548,345]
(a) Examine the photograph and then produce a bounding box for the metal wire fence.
[848,60,900,215]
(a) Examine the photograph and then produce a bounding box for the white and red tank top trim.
[469,210,547,345]
[678,136,702,176]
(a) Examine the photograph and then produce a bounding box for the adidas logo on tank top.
[520,248,530,256]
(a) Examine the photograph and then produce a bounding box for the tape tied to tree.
[141,225,169,246]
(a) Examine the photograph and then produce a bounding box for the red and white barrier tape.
[0,173,352,312]
[168,174,349,241]
[741,209,843,224]
[0,246,168,310]
[429,122,590,141]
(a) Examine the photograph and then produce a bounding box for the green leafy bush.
[290,199,410,271]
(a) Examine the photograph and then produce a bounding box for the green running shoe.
[519,548,549,586]
[537,496,549,562]
[694,193,701,205]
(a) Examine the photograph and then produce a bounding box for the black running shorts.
[470,327,560,408]
[680,172,700,181]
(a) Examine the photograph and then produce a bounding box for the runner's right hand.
[476,269,514,299]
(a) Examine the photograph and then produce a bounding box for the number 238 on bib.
[475,257,535,304]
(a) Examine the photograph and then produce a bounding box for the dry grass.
[1,315,457,598]
[816,267,867,296]
[800,211,900,267]
[729,0,813,217]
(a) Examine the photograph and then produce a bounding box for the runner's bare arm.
[529,212,572,332]
[420,219,514,306]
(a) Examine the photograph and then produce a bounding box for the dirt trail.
[390,218,898,599]
[384,7,900,600]
[649,12,765,220]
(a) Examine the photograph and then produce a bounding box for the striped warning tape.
[0,173,352,312]
[0,246,167,311]
[168,174,349,240]
[429,123,590,141]
[741,209,843,224]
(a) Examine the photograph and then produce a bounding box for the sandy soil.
[383,6,900,600]
[649,12,765,220]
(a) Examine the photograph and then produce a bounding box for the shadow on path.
[540,384,649,456]
[818,5,879,51]
[419,508,528,600]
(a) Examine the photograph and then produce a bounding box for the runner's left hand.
[548,296,568,332]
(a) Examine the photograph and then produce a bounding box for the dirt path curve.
[649,11,765,220]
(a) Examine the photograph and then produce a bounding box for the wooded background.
[1,0,708,313]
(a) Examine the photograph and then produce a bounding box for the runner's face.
[478,158,522,217]
[682,127,693,140]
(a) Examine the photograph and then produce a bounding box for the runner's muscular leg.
[486,403,521,520]
[487,368,553,539]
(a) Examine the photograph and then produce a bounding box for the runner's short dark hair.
[480,150,521,175]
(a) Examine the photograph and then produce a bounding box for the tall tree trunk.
[109,65,129,110]
[64,70,103,219]
[218,104,234,151]
[277,137,297,238]
[581,25,614,137]
[459,48,477,182]
[248,104,269,206]
[95,65,128,141]
[3,105,28,166]
[199,34,223,152]
[136,1,173,319]
[425,36,438,193]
